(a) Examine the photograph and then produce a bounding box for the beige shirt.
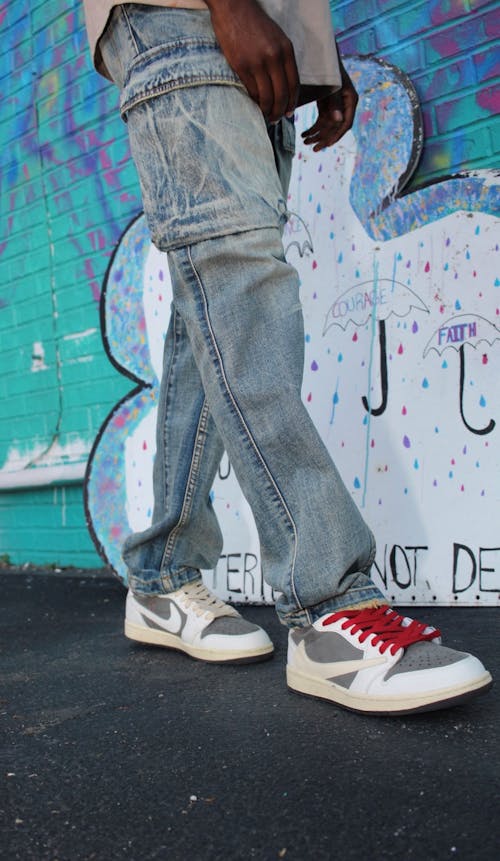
[82,1,341,90]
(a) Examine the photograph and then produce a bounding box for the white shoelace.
[178,581,239,620]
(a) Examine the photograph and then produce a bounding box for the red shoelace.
[322,605,441,657]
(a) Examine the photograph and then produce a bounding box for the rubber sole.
[286,666,493,715]
[125,619,274,664]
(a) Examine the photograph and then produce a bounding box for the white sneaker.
[287,605,492,714]
[125,580,274,663]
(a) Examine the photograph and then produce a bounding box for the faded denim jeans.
[100,4,384,627]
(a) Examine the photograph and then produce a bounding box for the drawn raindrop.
[422,377,429,389]
[354,477,361,489]
[403,435,411,448]
[479,395,486,407]
[311,360,319,371]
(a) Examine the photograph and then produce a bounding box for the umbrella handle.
[362,319,388,416]
[459,344,495,435]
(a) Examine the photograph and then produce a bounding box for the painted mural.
[85,57,499,605]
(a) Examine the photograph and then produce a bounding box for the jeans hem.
[128,568,202,595]
[156,217,285,254]
[278,584,387,629]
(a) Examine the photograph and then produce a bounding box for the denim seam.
[125,35,224,69]
[160,397,211,574]
[156,309,183,519]
[186,245,304,617]
[120,6,140,55]
[121,78,246,118]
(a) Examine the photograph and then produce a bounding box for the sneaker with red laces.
[286,605,492,715]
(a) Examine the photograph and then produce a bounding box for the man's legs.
[101,4,382,627]
[99,5,491,708]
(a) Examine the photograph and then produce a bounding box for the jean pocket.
[119,37,243,119]
[281,116,296,155]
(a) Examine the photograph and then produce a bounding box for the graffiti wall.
[85,58,499,605]
[0,1,141,563]
[332,0,500,187]
[1,1,498,573]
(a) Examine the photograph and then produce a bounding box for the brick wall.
[0,1,497,568]
[0,0,139,565]
[332,0,499,184]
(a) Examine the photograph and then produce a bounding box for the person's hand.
[205,0,299,123]
[301,60,358,152]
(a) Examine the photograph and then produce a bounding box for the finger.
[243,70,260,108]
[283,49,299,116]
[254,69,275,119]
[267,58,290,122]
[301,120,321,139]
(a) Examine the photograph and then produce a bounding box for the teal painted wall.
[0,0,140,565]
[0,1,498,567]
[332,0,499,185]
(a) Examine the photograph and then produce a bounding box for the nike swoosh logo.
[138,600,184,636]
[293,640,386,680]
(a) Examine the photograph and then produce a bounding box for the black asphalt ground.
[1,568,498,861]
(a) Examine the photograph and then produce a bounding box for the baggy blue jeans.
[100,5,385,627]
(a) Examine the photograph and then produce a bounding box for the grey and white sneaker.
[287,605,492,715]
[125,580,274,663]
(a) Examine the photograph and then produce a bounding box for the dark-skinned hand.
[301,60,359,151]
[205,0,299,123]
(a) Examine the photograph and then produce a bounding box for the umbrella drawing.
[423,313,499,435]
[283,210,314,259]
[323,277,429,415]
